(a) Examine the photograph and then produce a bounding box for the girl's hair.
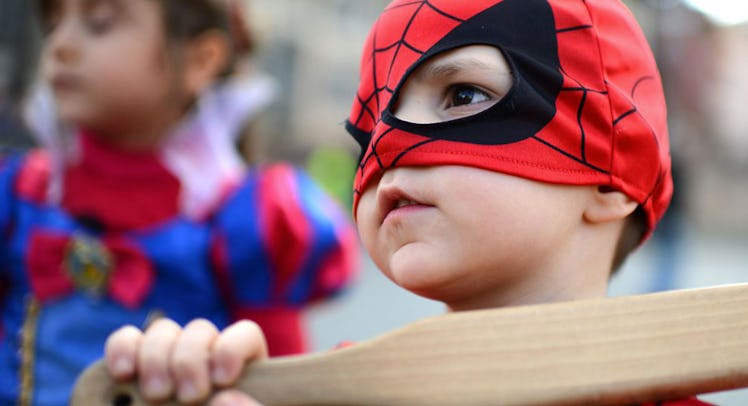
[35,0,253,75]
[161,0,237,75]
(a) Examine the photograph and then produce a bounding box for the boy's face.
[40,0,183,137]
[355,45,597,310]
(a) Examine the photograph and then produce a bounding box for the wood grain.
[71,283,748,405]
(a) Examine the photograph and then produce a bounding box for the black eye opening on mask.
[346,0,564,160]
[382,0,563,146]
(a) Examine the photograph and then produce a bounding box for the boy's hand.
[104,318,267,405]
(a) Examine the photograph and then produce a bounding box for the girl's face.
[41,0,188,143]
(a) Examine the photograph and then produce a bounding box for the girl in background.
[0,0,358,404]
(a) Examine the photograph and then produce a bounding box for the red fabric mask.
[347,0,671,239]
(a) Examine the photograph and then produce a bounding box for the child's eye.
[87,15,114,34]
[448,85,492,107]
[85,3,117,34]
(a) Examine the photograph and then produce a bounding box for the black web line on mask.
[526,24,607,174]
[612,74,665,205]
[529,64,609,174]
[355,126,396,196]
[614,76,656,125]
[355,1,466,194]
[354,1,465,129]
[549,24,663,190]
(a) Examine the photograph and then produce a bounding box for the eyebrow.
[414,57,503,82]
[82,0,120,9]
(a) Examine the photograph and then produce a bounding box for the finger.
[211,320,268,387]
[104,325,142,380]
[210,389,265,406]
[171,319,219,404]
[138,318,181,402]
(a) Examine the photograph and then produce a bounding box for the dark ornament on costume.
[64,233,113,298]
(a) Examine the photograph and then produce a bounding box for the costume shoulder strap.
[13,149,52,204]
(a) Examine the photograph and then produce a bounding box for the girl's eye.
[448,85,491,107]
[86,5,117,34]
[87,15,114,34]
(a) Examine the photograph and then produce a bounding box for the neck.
[445,271,609,312]
[82,120,173,152]
[80,100,192,152]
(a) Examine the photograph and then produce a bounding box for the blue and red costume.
[0,133,358,405]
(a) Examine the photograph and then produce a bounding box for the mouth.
[394,199,420,209]
[50,73,82,93]
[378,186,431,224]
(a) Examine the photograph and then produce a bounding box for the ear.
[183,30,231,96]
[583,186,638,224]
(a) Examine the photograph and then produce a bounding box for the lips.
[377,184,431,224]
[50,73,83,93]
[395,199,419,209]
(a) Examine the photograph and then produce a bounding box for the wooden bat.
[71,283,748,405]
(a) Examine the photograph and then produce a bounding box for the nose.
[46,21,80,64]
[380,169,394,185]
[379,166,417,187]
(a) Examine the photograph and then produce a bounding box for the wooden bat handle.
[72,284,748,405]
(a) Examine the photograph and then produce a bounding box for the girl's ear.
[583,186,638,224]
[183,30,231,95]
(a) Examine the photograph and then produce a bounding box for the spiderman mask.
[347,0,672,238]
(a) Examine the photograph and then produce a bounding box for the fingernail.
[178,380,199,402]
[112,357,134,376]
[144,375,170,399]
[212,366,230,385]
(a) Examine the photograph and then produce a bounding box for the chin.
[56,107,93,128]
[387,259,455,300]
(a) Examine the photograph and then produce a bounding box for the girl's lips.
[50,73,83,92]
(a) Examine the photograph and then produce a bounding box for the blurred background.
[1,0,746,403]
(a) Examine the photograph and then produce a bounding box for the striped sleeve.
[210,163,359,355]
[256,164,358,305]
[212,163,358,307]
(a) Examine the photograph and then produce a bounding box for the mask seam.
[367,148,605,174]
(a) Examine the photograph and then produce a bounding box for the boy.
[105,0,702,404]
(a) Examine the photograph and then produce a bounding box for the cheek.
[95,54,159,90]
[354,191,380,261]
[441,174,554,260]
[90,32,169,85]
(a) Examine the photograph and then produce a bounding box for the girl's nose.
[47,22,80,64]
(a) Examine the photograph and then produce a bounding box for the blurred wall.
[245,1,389,162]
[0,0,36,150]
